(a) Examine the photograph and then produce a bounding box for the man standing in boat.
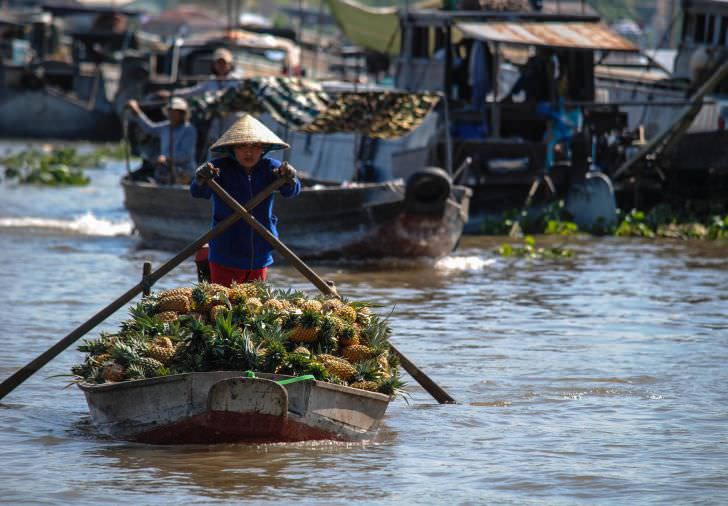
[190,114,301,286]
[126,97,197,184]
[158,47,245,155]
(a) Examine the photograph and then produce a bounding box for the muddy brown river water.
[1,156,727,504]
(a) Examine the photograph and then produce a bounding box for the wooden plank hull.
[79,372,391,444]
[122,178,471,259]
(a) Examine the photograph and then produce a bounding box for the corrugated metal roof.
[457,21,637,51]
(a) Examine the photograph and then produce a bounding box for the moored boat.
[122,172,471,259]
[79,371,390,444]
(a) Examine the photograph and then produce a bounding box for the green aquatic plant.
[615,209,656,238]
[496,235,574,259]
[0,143,129,186]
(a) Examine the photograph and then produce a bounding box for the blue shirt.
[132,115,198,176]
[189,155,301,269]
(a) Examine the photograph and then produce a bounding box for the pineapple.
[292,346,311,357]
[289,310,321,343]
[318,354,356,381]
[341,344,375,363]
[318,314,342,353]
[301,299,323,313]
[350,380,378,392]
[377,352,392,380]
[322,298,344,312]
[159,288,192,300]
[336,304,357,323]
[263,298,285,312]
[209,283,229,295]
[209,304,229,321]
[355,306,372,326]
[136,356,164,377]
[156,311,178,322]
[228,281,258,304]
[349,359,383,392]
[245,297,263,314]
[91,352,112,365]
[147,336,176,364]
[157,295,190,314]
[338,321,360,347]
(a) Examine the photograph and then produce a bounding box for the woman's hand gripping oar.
[206,176,457,404]
[0,175,289,401]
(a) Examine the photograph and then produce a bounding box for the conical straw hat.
[210,114,290,152]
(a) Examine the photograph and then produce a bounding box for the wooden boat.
[78,371,390,444]
[122,171,471,259]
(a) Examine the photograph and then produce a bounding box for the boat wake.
[434,255,496,272]
[0,212,132,237]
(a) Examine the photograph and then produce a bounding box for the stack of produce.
[71,282,403,396]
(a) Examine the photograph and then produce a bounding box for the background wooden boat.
[78,371,390,444]
[122,173,471,260]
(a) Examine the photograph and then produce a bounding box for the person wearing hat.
[190,114,300,286]
[126,97,197,184]
[162,47,245,156]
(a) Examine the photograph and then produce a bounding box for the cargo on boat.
[79,371,389,444]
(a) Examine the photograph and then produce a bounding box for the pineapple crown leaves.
[360,313,392,350]
[353,358,383,383]
[378,373,409,402]
[258,339,287,371]
[110,341,140,366]
[254,323,291,347]
[77,336,113,355]
[296,309,323,329]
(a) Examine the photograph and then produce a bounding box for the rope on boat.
[243,370,316,385]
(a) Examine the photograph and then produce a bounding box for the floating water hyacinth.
[0,143,128,186]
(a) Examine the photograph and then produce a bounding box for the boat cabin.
[395,9,636,218]
[675,0,728,90]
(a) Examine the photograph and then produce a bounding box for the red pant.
[209,261,267,287]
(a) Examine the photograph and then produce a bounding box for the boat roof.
[400,9,602,26]
[457,20,637,52]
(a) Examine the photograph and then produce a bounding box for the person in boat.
[126,97,197,184]
[190,114,301,286]
[157,47,245,154]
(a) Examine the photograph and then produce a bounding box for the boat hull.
[79,371,391,444]
[0,90,120,141]
[122,178,470,259]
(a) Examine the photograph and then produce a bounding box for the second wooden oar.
[207,179,457,404]
[0,177,290,401]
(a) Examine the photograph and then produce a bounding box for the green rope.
[242,371,315,385]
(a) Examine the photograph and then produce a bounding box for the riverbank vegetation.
[482,201,728,240]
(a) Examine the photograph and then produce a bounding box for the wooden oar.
[0,177,290,401]
[207,179,457,404]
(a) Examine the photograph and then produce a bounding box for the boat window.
[682,13,693,42]
[706,14,715,44]
[695,13,706,42]
[720,16,728,45]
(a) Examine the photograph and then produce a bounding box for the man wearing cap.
[190,114,301,286]
[127,97,197,184]
[167,47,245,156]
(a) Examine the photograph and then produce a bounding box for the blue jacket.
[189,155,301,269]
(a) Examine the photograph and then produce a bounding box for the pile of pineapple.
[72,282,402,395]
